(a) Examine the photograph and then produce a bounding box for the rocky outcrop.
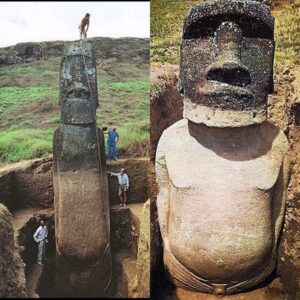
[0,204,26,297]
[0,37,149,67]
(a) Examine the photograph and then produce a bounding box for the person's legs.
[37,241,44,264]
[42,241,46,262]
[118,188,123,206]
[113,144,118,160]
[123,191,127,206]
[107,144,112,161]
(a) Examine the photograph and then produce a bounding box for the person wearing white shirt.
[108,168,129,207]
[33,220,48,265]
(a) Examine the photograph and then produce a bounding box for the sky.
[0,1,150,47]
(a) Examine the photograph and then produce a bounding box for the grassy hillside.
[151,0,300,70]
[0,38,149,165]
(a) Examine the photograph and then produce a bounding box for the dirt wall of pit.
[150,65,300,299]
[0,204,26,297]
[150,65,183,162]
[0,157,149,211]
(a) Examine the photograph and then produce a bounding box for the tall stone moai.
[156,0,289,296]
[53,42,111,297]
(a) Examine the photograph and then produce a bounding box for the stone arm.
[272,154,290,246]
[155,135,171,249]
[86,19,89,32]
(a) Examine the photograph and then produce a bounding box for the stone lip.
[60,97,95,125]
[183,0,274,39]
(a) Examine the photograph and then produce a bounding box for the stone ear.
[177,78,184,94]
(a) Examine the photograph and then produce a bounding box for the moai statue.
[156,0,289,296]
[53,42,111,297]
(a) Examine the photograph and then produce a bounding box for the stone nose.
[206,22,251,87]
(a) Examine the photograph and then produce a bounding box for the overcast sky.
[0,1,150,47]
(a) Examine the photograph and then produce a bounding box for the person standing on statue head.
[78,13,90,41]
[105,126,119,161]
[33,220,48,265]
[107,168,129,207]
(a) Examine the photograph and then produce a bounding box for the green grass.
[0,128,53,163]
[115,120,149,153]
[0,87,57,113]
[273,3,300,69]
[0,121,149,164]
[151,0,300,71]
[0,52,149,164]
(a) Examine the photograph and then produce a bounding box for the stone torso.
[156,119,288,288]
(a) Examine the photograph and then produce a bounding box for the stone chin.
[61,97,95,125]
[183,98,267,127]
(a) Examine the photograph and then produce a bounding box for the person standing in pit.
[107,168,129,206]
[33,220,48,265]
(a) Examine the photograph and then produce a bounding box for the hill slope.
[0,37,150,165]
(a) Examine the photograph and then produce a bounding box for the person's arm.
[115,132,119,144]
[107,172,119,177]
[45,227,48,242]
[33,227,40,242]
[125,174,129,189]
[86,19,89,32]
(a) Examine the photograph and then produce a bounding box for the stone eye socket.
[184,16,273,40]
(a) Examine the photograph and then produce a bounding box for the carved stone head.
[59,42,99,124]
[179,0,274,127]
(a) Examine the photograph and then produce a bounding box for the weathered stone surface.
[53,41,111,297]
[0,203,26,297]
[179,0,274,127]
[155,0,289,296]
[136,199,150,298]
[156,119,289,294]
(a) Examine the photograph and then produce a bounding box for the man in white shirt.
[108,168,129,207]
[33,220,48,265]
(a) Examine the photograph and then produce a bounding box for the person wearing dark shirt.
[105,126,119,161]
